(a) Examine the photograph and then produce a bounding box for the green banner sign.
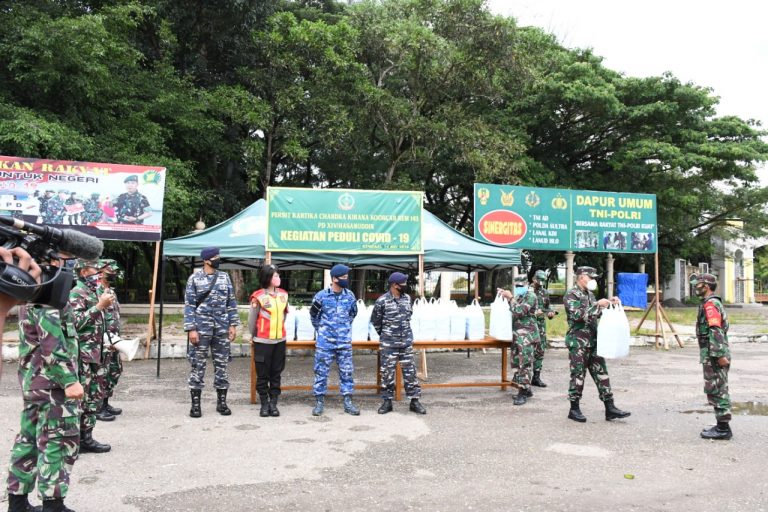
[473,184,657,253]
[267,187,423,254]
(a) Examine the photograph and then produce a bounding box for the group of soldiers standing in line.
[6,257,127,512]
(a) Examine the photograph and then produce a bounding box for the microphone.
[0,216,104,260]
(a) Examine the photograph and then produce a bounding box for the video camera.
[0,216,103,309]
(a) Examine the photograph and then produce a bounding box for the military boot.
[604,399,631,420]
[190,389,202,418]
[700,422,732,440]
[531,371,547,388]
[513,389,527,406]
[95,402,115,422]
[343,395,360,415]
[8,493,42,512]
[268,396,280,417]
[568,400,587,422]
[312,396,325,416]
[409,399,427,414]
[377,399,393,414]
[103,398,122,416]
[524,387,534,398]
[216,389,232,416]
[41,498,75,512]
[79,430,111,453]
[259,395,270,417]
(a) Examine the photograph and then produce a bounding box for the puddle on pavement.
[681,402,768,416]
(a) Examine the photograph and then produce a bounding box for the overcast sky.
[487,0,768,180]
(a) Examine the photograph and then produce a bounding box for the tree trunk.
[230,268,246,302]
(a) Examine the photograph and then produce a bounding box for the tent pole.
[418,254,425,297]
[474,270,480,300]
[156,253,166,378]
[265,251,271,265]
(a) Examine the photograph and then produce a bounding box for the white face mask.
[586,279,598,291]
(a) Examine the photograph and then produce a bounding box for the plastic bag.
[448,300,467,340]
[351,299,370,341]
[597,303,631,359]
[433,298,452,340]
[465,299,486,340]
[294,306,315,341]
[415,298,437,341]
[488,292,513,340]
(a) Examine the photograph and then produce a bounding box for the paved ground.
[2,343,768,511]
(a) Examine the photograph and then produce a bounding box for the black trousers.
[253,341,286,398]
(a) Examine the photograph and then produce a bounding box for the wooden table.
[249,337,516,403]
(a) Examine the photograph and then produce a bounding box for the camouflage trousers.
[6,391,80,500]
[79,360,106,432]
[512,331,537,391]
[533,327,548,372]
[188,332,231,390]
[703,357,731,422]
[379,345,421,400]
[101,349,123,399]
[567,342,613,402]
[313,346,354,396]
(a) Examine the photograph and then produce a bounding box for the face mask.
[209,259,221,269]
[271,275,281,288]
[85,273,101,289]
[695,284,708,297]
[397,284,409,294]
[336,278,349,289]
[586,279,598,291]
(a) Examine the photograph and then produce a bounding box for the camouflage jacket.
[564,285,601,347]
[43,196,65,224]
[17,304,79,398]
[534,286,553,332]
[510,288,540,336]
[115,191,150,224]
[370,291,413,349]
[97,284,121,337]
[68,280,106,364]
[696,295,730,363]
[310,287,358,349]
[82,198,103,223]
[183,269,240,335]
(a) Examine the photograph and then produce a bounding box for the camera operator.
[3,247,85,512]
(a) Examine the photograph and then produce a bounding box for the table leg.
[395,361,403,401]
[501,345,508,391]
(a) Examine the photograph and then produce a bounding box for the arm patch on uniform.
[703,302,722,327]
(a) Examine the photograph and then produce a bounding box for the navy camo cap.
[200,247,219,260]
[330,264,350,278]
[388,272,408,285]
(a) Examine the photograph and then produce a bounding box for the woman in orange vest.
[248,264,290,417]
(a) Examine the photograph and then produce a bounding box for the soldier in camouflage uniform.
[184,247,239,418]
[370,272,426,415]
[69,259,115,453]
[564,266,631,423]
[309,264,359,416]
[499,278,540,406]
[114,175,151,224]
[81,193,104,225]
[6,254,85,512]
[690,273,732,440]
[41,191,66,225]
[531,270,555,387]
[95,259,124,420]
[64,193,81,226]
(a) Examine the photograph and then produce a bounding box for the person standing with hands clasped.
[690,273,732,440]
[310,264,359,416]
[184,247,239,418]
[370,272,426,415]
[563,266,631,423]
[248,264,289,418]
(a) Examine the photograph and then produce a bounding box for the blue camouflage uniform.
[310,287,358,396]
[184,269,240,390]
[370,290,420,400]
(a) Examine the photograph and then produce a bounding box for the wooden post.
[265,250,271,265]
[144,241,161,360]
[474,270,480,300]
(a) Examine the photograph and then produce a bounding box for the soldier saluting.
[114,174,151,224]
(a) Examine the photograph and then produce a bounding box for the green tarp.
[163,199,519,271]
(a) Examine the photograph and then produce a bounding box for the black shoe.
[604,399,631,420]
[409,399,426,414]
[8,493,42,512]
[524,388,534,398]
[103,399,122,416]
[343,395,360,415]
[216,388,231,416]
[79,431,111,453]
[190,389,202,418]
[513,390,527,406]
[701,422,732,440]
[269,396,280,417]
[568,400,587,422]
[378,399,393,414]
[531,371,547,388]
[95,406,115,422]
[259,396,270,417]
[312,396,325,416]
[42,498,75,512]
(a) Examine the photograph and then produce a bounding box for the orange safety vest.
[250,288,289,340]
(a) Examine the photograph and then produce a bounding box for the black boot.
[378,399,393,414]
[103,398,122,416]
[343,395,360,415]
[524,387,534,398]
[79,429,111,453]
[190,389,202,418]
[531,371,547,388]
[513,389,527,406]
[42,498,75,512]
[269,396,280,417]
[604,399,631,420]
[216,389,232,416]
[95,402,115,422]
[312,396,325,416]
[8,493,42,512]
[259,395,270,417]
[700,421,732,440]
[568,400,587,422]
[409,399,427,414]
